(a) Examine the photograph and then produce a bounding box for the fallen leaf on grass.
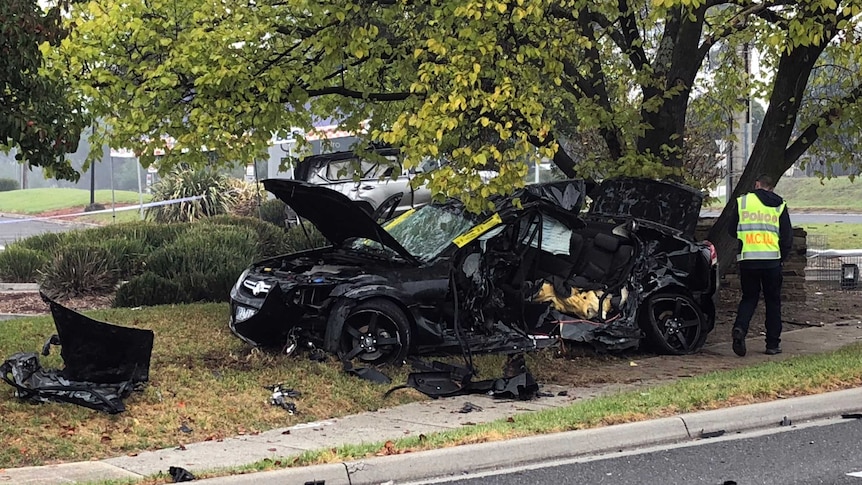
[100,436,112,443]
[378,440,397,456]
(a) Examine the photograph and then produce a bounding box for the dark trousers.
[733,265,783,348]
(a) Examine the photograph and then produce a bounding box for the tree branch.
[785,82,862,163]
[615,0,649,72]
[698,0,789,57]
[304,86,415,101]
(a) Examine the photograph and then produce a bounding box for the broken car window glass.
[350,205,476,262]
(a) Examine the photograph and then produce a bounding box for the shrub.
[116,226,256,306]
[15,232,65,254]
[114,272,183,307]
[257,198,288,227]
[0,246,49,282]
[40,244,119,298]
[202,215,288,257]
[143,225,257,280]
[146,168,237,223]
[95,238,149,278]
[0,178,19,192]
[226,179,267,217]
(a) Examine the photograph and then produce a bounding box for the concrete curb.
[0,282,40,292]
[0,313,37,321]
[191,387,862,485]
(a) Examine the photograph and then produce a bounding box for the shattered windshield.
[349,205,476,262]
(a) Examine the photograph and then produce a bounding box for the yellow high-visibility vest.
[736,193,785,261]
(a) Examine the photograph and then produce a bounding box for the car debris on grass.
[0,293,153,413]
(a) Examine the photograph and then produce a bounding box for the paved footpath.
[2,322,862,484]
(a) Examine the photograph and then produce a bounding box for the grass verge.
[73,208,147,224]
[801,223,862,250]
[0,188,149,214]
[90,342,862,485]
[706,175,862,212]
[0,304,421,468]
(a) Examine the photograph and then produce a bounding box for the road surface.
[435,418,862,485]
[0,215,90,249]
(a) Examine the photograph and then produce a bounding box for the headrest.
[593,233,620,252]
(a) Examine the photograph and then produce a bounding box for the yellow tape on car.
[383,208,416,230]
[453,213,502,247]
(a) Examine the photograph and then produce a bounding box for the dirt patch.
[0,292,113,315]
[712,282,862,344]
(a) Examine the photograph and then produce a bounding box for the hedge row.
[0,216,327,306]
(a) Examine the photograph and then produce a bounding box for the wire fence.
[806,233,862,290]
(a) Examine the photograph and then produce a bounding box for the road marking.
[846,471,862,477]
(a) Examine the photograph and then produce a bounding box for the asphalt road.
[0,215,90,248]
[435,418,862,485]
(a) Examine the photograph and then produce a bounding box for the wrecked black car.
[229,177,718,364]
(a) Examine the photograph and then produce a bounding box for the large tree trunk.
[708,43,824,273]
[637,6,706,169]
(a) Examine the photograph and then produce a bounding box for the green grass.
[4,301,862,475]
[0,304,420,468]
[74,208,146,224]
[0,188,150,214]
[92,342,862,485]
[219,343,862,475]
[776,176,862,211]
[707,176,862,212]
[800,223,862,249]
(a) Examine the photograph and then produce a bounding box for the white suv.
[291,148,437,220]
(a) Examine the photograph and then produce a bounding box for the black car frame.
[229,177,718,364]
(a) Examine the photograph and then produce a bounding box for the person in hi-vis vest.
[727,174,792,356]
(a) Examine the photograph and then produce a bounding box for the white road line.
[846,471,862,478]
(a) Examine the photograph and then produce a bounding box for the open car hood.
[589,178,704,236]
[263,179,419,264]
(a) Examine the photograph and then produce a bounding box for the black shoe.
[732,327,746,356]
[765,347,782,355]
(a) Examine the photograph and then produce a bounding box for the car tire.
[339,299,411,366]
[639,292,708,355]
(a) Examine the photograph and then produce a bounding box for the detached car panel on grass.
[230,177,718,364]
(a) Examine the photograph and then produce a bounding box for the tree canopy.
[1,0,86,181]
[55,0,862,216]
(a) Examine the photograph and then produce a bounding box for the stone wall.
[696,219,807,299]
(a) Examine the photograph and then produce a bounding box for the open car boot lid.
[589,177,704,236]
[263,178,419,264]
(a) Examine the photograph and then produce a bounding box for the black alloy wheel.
[641,292,707,355]
[340,299,411,366]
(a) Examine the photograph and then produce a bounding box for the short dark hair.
[756,174,774,190]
